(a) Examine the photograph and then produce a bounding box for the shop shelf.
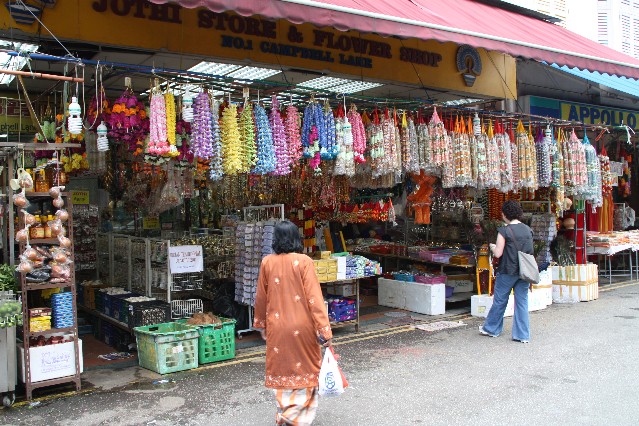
[25,192,69,198]
[24,282,73,291]
[28,238,60,245]
[29,326,75,337]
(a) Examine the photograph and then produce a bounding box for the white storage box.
[378,278,445,315]
[325,284,356,297]
[445,274,474,294]
[528,288,549,312]
[471,294,514,318]
[18,339,83,383]
[551,264,598,282]
[553,280,599,303]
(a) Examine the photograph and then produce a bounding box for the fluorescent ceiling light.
[188,61,241,76]
[299,76,382,93]
[442,98,484,106]
[0,40,39,85]
[226,66,280,81]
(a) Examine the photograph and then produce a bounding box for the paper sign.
[610,161,623,177]
[168,245,203,274]
[143,216,160,230]
[71,190,89,205]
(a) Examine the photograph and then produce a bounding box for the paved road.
[2,283,639,426]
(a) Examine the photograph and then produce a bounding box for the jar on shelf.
[35,170,50,193]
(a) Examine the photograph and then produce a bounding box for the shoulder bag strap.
[505,225,523,253]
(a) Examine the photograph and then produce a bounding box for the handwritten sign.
[71,190,89,205]
[168,245,203,274]
[143,216,160,230]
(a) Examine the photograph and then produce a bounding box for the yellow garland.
[221,104,243,175]
[164,93,178,157]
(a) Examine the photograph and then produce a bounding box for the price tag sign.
[71,190,89,205]
[168,245,203,274]
[143,216,160,230]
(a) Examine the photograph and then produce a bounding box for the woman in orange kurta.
[254,220,333,426]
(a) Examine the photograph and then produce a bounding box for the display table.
[321,278,362,332]
[353,251,475,275]
[587,244,633,284]
[377,278,445,315]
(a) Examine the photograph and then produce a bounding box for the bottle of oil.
[35,170,49,193]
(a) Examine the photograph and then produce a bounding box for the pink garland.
[270,96,291,175]
[148,92,169,155]
[286,105,302,165]
[308,126,321,170]
[347,107,367,163]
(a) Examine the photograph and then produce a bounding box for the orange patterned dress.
[253,253,333,389]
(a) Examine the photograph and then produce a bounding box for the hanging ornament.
[209,98,223,180]
[96,121,109,152]
[452,115,472,187]
[583,132,602,208]
[405,115,420,174]
[221,102,242,175]
[495,121,513,193]
[485,120,500,189]
[252,104,276,174]
[148,89,169,156]
[472,112,481,136]
[238,103,255,173]
[182,89,194,122]
[551,129,565,215]
[190,92,214,159]
[270,96,291,175]
[347,105,367,164]
[536,125,552,187]
[164,93,178,157]
[67,96,83,135]
[286,104,303,166]
[320,101,338,160]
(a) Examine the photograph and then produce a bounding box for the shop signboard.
[527,96,639,131]
[168,245,203,274]
[142,216,160,230]
[0,1,516,99]
[71,190,89,205]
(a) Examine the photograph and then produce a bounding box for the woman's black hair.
[502,200,524,221]
[272,220,303,254]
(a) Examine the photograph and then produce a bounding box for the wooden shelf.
[330,319,358,328]
[29,326,75,337]
[78,305,131,332]
[25,192,69,198]
[29,238,60,245]
[353,251,475,269]
[24,281,73,291]
[28,374,80,391]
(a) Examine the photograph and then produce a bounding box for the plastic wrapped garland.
[405,116,420,174]
[367,111,385,178]
[209,99,223,181]
[270,96,291,175]
[472,121,489,189]
[148,91,169,156]
[238,103,256,173]
[564,129,588,195]
[515,121,538,190]
[484,121,501,189]
[190,92,214,159]
[452,117,472,187]
[286,105,303,165]
[164,93,179,157]
[536,126,552,187]
[416,119,430,172]
[599,149,613,196]
[252,104,276,175]
[333,115,356,177]
[429,107,450,168]
[302,102,325,159]
[321,103,338,160]
[393,118,402,176]
[551,133,565,215]
[347,106,367,164]
[583,133,602,208]
[381,111,398,173]
[221,103,243,175]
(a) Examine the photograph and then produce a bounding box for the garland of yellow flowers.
[164,93,178,157]
[221,103,243,175]
[239,103,256,173]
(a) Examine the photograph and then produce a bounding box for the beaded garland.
[429,107,450,168]
[536,126,552,187]
[516,121,538,190]
[509,125,521,192]
[252,104,277,175]
[190,92,214,159]
[367,111,385,178]
[347,105,367,164]
[220,103,243,175]
[285,104,303,165]
[416,119,432,173]
[239,103,256,173]
[270,97,291,175]
[209,98,223,180]
[381,111,398,174]
[564,129,588,195]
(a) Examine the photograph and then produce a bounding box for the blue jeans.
[482,273,530,341]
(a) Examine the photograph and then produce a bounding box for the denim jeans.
[482,273,530,341]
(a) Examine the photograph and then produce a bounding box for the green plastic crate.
[178,318,236,364]
[133,322,199,374]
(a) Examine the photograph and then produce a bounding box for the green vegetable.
[0,264,18,292]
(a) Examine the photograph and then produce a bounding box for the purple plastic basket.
[445,286,454,298]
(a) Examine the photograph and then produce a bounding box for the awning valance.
[148,0,639,79]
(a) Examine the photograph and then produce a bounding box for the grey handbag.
[506,225,540,284]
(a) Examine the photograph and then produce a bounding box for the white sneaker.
[478,326,497,337]
[513,338,529,343]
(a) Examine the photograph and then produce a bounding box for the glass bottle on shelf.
[35,170,49,193]
[43,215,52,238]
[30,215,44,239]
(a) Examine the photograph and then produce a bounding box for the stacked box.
[51,292,74,328]
[314,259,338,282]
[551,264,599,303]
[327,297,356,322]
[471,294,514,318]
[29,308,52,332]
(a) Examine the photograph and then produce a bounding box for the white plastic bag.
[318,348,345,397]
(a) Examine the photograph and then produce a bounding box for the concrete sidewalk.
[2,280,638,425]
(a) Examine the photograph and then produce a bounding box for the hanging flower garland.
[406,115,420,174]
[516,121,538,190]
[536,125,552,187]
[393,112,403,175]
[509,124,521,192]
[599,148,613,196]
[380,108,397,174]
[367,109,385,177]
[302,101,325,159]
[347,105,367,164]
[429,107,449,168]
[550,130,565,216]
[221,103,243,175]
[148,90,170,156]
[164,93,179,158]
[321,102,338,160]
[495,121,513,193]
[108,87,149,153]
[209,98,223,181]
[583,132,602,208]
[175,120,193,166]
[239,103,256,173]
[485,120,501,189]
[416,114,433,174]
[286,104,303,166]
[270,96,291,175]
[190,92,214,159]
[252,104,277,175]
[452,116,472,187]
[564,129,588,195]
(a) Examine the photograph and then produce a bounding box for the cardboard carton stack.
[552,264,599,303]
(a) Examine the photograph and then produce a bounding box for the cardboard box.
[445,274,474,294]
[378,278,445,315]
[320,251,331,259]
[528,288,549,312]
[471,294,514,318]
[326,284,356,297]
[532,284,553,307]
[331,256,347,273]
[553,280,599,303]
[552,264,598,282]
[18,339,84,383]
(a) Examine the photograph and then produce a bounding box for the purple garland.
[270,96,291,175]
[190,92,214,159]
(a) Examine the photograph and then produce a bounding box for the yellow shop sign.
[1,1,516,99]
